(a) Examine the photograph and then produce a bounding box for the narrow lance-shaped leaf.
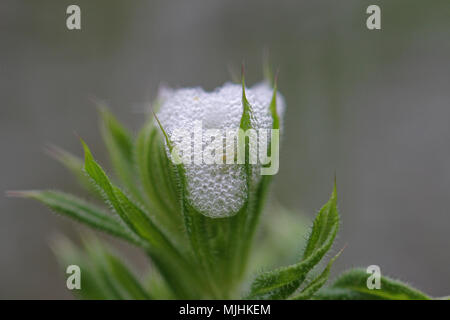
[239,68,254,165]
[227,70,256,282]
[302,182,338,260]
[238,73,280,279]
[82,236,152,300]
[45,145,101,198]
[7,190,138,246]
[290,247,344,300]
[314,268,430,300]
[153,113,223,298]
[51,236,116,300]
[135,117,182,233]
[81,139,134,229]
[269,72,280,130]
[99,107,143,203]
[81,139,177,251]
[151,114,183,207]
[81,139,207,298]
[103,251,152,299]
[143,269,175,300]
[247,182,339,299]
[243,72,280,240]
[83,237,128,300]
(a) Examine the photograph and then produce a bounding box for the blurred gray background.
[1,0,450,298]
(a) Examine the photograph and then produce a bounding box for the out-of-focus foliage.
[12,72,438,299]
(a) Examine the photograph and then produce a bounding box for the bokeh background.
[1,0,450,298]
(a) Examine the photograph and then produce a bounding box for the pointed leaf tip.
[152,112,173,151]
[5,190,37,198]
[290,246,345,300]
[80,138,91,158]
[45,144,81,168]
[43,144,61,160]
[332,176,337,198]
[269,75,280,130]
[247,182,340,299]
[241,69,246,92]
[274,68,280,89]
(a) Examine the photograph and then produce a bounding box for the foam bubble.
[156,82,285,218]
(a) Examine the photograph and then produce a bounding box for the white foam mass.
[156,82,285,218]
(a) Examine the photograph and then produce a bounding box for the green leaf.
[81,139,208,299]
[290,248,343,300]
[238,68,255,179]
[10,190,137,245]
[247,182,339,299]
[81,139,135,229]
[51,236,114,300]
[315,268,431,300]
[85,237,152,300]
[240,73,254,133]
[302,182,338,260]
[81,139,175,250]
[99,107,142,202]
[82,138,184,255]
[239,74,280,276]
[143,269,175,299]
[59,234,151,300]
[269,75,280,130]
[135,118,182,231]
[225,71,256,284]
[45,145,101,197]
[151,115,226,298]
